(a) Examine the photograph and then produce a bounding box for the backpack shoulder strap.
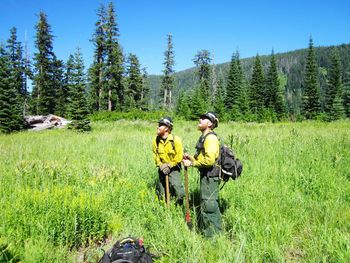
[156,135,175,152]
[169,134,176,151]
[195,131,217,157]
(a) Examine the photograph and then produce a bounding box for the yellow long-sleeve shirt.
[193,132,220,168]
[152,134,183,168]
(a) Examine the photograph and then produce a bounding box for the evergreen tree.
[213,75,226,121]
[125,54,143,110]
[139,67,150,110]
[0,45,23,132]
[210,56,218,106]
[325,48,343,120]
[302,37,321,119]
[161,34,175,109]
[266,50,284,116]
[32,11,57,115]
[342,66,350,117]
[105,1,124,111]
[189,85,207,119]
[225,51,246,119]
[249,54,266,114]
[176,91,191,119]
[56,55,74,117]
[67,48,90,131]
[193,50,211,99]
[89,4,107,112]
[52,58,66,116]
[6,27,25,128]
[330,96,345,120]
[225,52,239,110]
[23,32,32,115]
[6,27,26,103]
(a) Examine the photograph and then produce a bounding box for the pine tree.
[249,54,266,114]
[139,67,150,110]
[330,96,345,120]
[105,1,124,111]
[56,55,74,117]
[266,50,284,116]
[225,52,239,110]
[193,50,212,99]
[210,55,218,106]
[213,75,226,120]
[6,27,26,103]
[89,4,107,112]
[51,58,65,116]
[125,54,143,110]
[189,85,207,119]
[176,91,191,119]
[161,34,175,109]
[0,45,23,133]
[342,66,350,117]
[67,48,90,131]
[6,27,25,128]
[325,48,343,120]
[23,32,32,115]
[225,51,245,119]
[32,11,57,115]
[302,37,321,119]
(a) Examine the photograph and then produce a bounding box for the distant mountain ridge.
[148,43,350,107]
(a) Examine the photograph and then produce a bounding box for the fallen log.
[25,114,71,131]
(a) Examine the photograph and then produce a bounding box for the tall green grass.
[0,120,349,262]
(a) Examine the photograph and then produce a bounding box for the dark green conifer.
[193,50,211,98]
[5,27,25,129]
[249,54,266,114]
[6,27,26,101]
[139,68,150,110]
[302,37,321,119]
[225,52,239,110]
[213,75,226,121]
[225,51,247,120]
[89,4,107,112]
[189,85,207,119]
[32,11,57,115]
[0,45,23,133]
[325,48,343,120]
[125,54,144,110]
[176,91,191,119]
[266,50,284,116]
[342,66,350,117]
[67,48,90,131]
[105,1,124,111]
[52,58,66,116]
[161,34,175,109]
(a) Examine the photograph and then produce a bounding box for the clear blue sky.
[1,0,349,75]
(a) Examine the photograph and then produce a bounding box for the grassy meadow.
[0,120,349,262]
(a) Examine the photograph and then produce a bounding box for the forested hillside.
[149,43,350,116]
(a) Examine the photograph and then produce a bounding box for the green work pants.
[200,171,222,237]
[157,169,185,204]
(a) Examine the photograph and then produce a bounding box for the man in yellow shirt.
[152,117,185,205]
[183,112,221,237]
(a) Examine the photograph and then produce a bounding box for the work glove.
[160,163,171,175]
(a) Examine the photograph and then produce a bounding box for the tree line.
[174,38,350,122]
[1,2,350,133]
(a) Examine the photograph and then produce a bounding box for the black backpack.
[197,132,243,185]
[218,144,243,182]
[99,237,154,263]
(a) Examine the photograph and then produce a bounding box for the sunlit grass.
[0,120,349,262]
